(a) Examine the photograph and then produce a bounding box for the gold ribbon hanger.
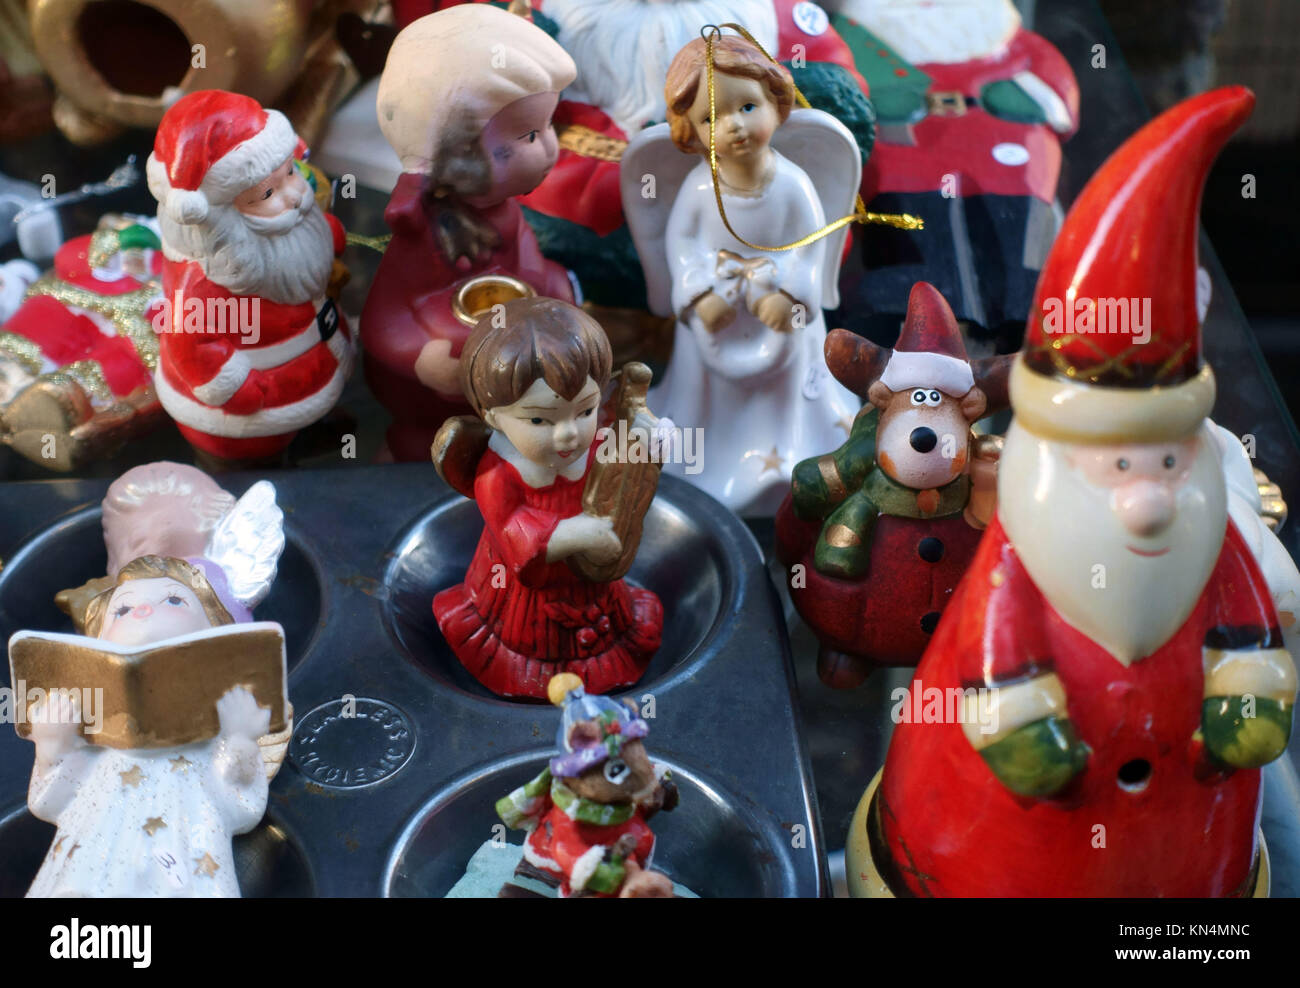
[701,22,922,253]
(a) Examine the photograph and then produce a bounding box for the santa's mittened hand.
[978,715,1090,798]
[1202,696,1293,769]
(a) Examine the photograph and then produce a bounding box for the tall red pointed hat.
[880,282,975,397]
[1012,86,1255,443]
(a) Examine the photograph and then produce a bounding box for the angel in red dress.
[432,297,664,699]
[362,4,578,461]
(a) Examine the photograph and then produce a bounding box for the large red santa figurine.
[146,90,353,467]
[833,0,1079,350]
[411,0,871,313]
[850,86,1295,898]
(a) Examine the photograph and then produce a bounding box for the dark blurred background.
[1097,0,1300,423]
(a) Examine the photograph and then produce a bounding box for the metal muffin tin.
[0,463,826,897]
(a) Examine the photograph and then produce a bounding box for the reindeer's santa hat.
[146,90,300,227]
[1010,86,1256,445]
[879,281,975,397]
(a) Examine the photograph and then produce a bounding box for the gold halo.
[451,275,537,328]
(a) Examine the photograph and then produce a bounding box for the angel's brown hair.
[84,555,234,639]
[665,35,795,154]
[460,297,612,418]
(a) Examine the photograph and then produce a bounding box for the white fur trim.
[201,111,297,203]
[521,839,562,875]
[146,111,297,224]
[243,323,322,370]
[569,844,608,893]
[1010,359,1216,444]
[880,351,974,396]
[192,352,252,405]
[1011,70,1073,133]
[488,429,588,487]
[155,328,350,437]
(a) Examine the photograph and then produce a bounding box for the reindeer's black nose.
[910,427,937,453]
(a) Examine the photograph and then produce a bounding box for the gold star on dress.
[142,817,167,836]
[51,835,67,855]
[169,755,193,772]
[753,446,784,475]
[119,765,144,788]
[194,853,220,878]
[65,843,81,861]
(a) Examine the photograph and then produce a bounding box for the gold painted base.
[845,768,1270,898]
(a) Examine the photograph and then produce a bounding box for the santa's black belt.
[925,91,978,118]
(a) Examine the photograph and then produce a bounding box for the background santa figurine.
[0,214,165,471]
[833,0,1079,351]
[850,86,1295,898]
[147,90,353,469]
[775,281,1010,688]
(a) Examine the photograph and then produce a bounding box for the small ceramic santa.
[146,90,353,468]
[833,0,1079,348]
[856,87,1295,898]
[0,215,164,470]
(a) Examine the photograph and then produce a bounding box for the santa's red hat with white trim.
[146,90,298,226]
[880,282,975,397]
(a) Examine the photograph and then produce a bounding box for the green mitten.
[979,716,1090,797]
[1202,696,1293,769]
[813,488,878,579]
[791,407,878,521]
[980,79,1048,123]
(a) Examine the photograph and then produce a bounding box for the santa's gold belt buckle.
[926,91,968,117]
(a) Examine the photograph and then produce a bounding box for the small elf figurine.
[146,90,353,469]
[432,297,664,699]
[0,214,165,470]
[11,552,288,898]
[854,87,1296,898]
[774,281,1011,687]
[362,4,578,461]
[621,33,861,516]
[495,674,678,898]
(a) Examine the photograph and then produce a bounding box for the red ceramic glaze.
[873,87,1275,898]
[433,444,662,699]
[776,505,984,669]
[860,25,1079,204]
[877,518,1272,897]
[360,173,574,462]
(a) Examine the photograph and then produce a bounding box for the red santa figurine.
[146,90,353,468]
[0,215,165,470]
[849,86,1295,898]
[833,0,1079,350]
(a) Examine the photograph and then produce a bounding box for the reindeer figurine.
[774,282,1013,688]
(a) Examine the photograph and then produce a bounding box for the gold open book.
[8,622,288,749]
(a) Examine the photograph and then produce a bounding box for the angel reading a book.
[10,463,290,897]
[432,297,665,700]
[621,33,861,517]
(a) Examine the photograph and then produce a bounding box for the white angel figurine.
[11,556,289,898]
[56,461,291,777]
[621,34,861,516]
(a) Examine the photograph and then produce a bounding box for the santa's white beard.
[159,196,334,306]
[998,421,1227,666]
[841,0,1021,65]
[546,0,779,135]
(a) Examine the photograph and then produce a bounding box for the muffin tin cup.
[0,464,826,897]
